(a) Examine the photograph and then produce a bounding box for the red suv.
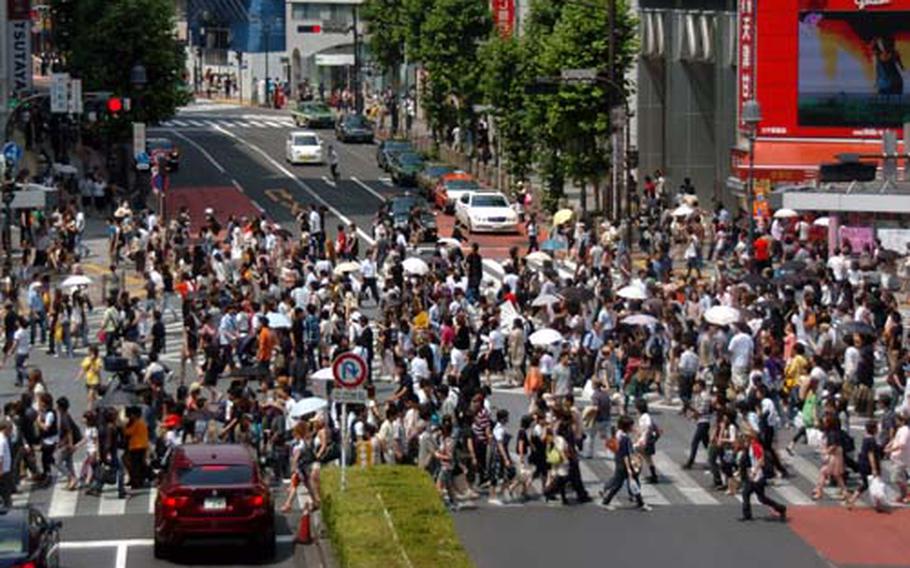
[153,444,276,559]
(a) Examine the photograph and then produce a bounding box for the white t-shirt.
[13,328,29,356]
[889,425,910,467]
[42,411,58,446]
[728,332,753,369]
[0,433,10,474]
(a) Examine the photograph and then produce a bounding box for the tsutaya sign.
[855,0,890,8]
[7,19,31,92]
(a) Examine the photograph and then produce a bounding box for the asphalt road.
[8,100,905,568]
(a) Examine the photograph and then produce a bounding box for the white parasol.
[703,305,741,326]
[773,208,799,219]
[617,285,647,300]
[529,328,563,347]
[622,314,659,326]
[289,397,329,419]
[531,294,562,307]
[61,275,93,288]
[333,261,361,276]
[402,257,430,276]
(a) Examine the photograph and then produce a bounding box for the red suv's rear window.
[177,465,253,486]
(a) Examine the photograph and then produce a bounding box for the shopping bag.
[869,475,887,505]
[806,428,824,449]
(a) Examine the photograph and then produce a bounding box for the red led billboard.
[747,0,910,139]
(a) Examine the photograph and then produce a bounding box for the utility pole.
[264,21,271,107]
[0,0,9,138]
[606,0,617,221]
[353,6,363,114]
[236,50,244,103]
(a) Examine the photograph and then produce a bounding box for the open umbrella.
[616,285,647,300]
[552,209,574,226]
[773,208,799,219]
[779,260,807,272]
[312,367,334,381]
[531,294,562,307]
[559,286,596,303]
[526,251,552,263]
[266,312,292,329]
[402,257,430,276]
[622,314,659,326]
[333,261,361,276]
[61,275,92,288]
[290,397,329,419]
[703,305,741,326]
[671,204,695,218]
[529,328,563,347]
[840,320,876,337]
[437,237,462,248]
[540,238,567,251]
[813,217,830,227]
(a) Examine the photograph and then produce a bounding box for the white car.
[454,191,519,233]
[285,131,324,164]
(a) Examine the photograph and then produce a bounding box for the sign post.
[331,352,368,490]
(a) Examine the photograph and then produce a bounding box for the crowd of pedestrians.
[0,170,906,525]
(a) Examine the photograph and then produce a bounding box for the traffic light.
[297,24,322,33]
[107,97,123,114]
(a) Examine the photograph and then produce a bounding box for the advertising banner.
[838,225,876,254]
[750,0,910,139]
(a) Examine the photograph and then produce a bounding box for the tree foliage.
[50,0,187,131]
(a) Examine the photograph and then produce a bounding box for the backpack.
[647,422,662,444]
[66,414,83,444]
[647,336,664,363]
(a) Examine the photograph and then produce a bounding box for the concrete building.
[285,0,363,97]
[636,0,738,205]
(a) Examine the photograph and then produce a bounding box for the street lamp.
[742,98,762,266]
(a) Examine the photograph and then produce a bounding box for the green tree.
[50,0,186,132]
[418,0,491,143]
[362,0,406,76]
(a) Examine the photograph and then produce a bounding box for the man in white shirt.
[827,247,847,282]
[3,318,30,386]
[728,325,754,391]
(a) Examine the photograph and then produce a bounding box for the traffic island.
[320,465,474,568]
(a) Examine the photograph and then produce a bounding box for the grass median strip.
[321,466,474,568]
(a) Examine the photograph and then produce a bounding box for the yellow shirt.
[81,356,102,386]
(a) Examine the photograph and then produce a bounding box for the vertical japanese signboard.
[737,0,755,130]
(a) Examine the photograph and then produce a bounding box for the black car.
[146,137,180,171]
[0,508,61,568]
[376,139,414,171]
[335,114,374,144]
[388,193,437,242]
[388,151,425,186]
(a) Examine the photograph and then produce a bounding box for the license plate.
[490,217,506,223]
[203,497,227,511]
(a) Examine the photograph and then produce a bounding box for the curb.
[297,509,338,568]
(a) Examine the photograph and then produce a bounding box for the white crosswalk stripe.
[652,452,720,505]
[153,117,295,131]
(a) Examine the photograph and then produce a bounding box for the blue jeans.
[30,312,46,345]
[14,354,28,385]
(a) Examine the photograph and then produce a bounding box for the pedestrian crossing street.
[462,446,904,513]
[157,116,296,130]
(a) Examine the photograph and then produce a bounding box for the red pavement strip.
[788,506,910,567]
[165,186,266,233]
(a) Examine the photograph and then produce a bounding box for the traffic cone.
[296,508,313,545]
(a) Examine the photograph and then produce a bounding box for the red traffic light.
[107,97,123,113]
[297,24,321,33]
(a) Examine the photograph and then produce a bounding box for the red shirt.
[754,236,770,262]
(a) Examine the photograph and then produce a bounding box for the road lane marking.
[60,535,296,549]
[770,481,813,505]
[211,125,376,246]
[168,130,226,174]
[48,481,78,518]
[115,543,128,568]
[652,451,720,505]
[350,176,387,202]
[170,120,188,127]
[263,120,285,128]
[148,487,157,515]
[98,488,127,515]
[597,460,671,506]
[320,175,337,187]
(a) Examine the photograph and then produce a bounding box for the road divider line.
[320,175,337,188]
[598,460,672,506]
[60,535,296,549]
[48,481,77,518]
[169,130,226,174]
[211,125,376,246]
[350,176,387,202]
[148,487,157,515]
[115,543,128,568]
[652,451,720,505]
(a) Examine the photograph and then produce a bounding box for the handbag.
[546,447,563,466]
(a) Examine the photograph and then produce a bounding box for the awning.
[732,139,906,182]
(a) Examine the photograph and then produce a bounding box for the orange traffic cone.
[296,508,313,545]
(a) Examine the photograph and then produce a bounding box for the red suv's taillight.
[15,561,36,568]
[160,493,190,517]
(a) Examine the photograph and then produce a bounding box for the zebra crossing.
[157,116,296,130]
[78,309,186,368]
[461,446,905,512]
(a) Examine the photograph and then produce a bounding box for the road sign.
[2,142,22,166]
[132,122,146,160]
[50,73,70,113]
[135,151,150,171]
[332,388,367,404]
[332,352,367,389]
[69,78,83,114]
[560,68,598,81]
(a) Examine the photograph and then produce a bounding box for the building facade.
[285,0,362,97]
[636,0,739,205]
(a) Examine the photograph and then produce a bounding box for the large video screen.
[798,11,910,127]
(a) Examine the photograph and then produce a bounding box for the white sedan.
[285,131,324,165]
[454,191,519,233]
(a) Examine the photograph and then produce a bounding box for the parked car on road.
[376,139,414,171]
[335,114,374,143]
[454,191,519,233]
[388,192,438,242]
[0,507,61,568]
[388,151,425,186]
[416,163,457,197]
[154,444,276,560]
[433,172,482,213]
